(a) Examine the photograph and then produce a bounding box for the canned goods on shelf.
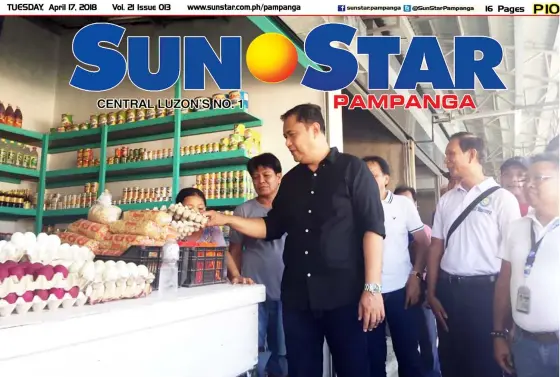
[136,108,146,122]
[98,114,107,126]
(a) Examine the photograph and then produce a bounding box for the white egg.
[103,266,119,281]
[94,260,106,270]
[127,262,139,278]
[3,243,17,261]
[116,260,127,269]
[78,247,90,261]
[69,260,85,274]
[39,248,52,264]
[36,233,49,244]
[80,261,96,281]
[69,244,81,259]
[104,260,116,268]
[58,243,71,260]
[23,232,37,247]
[0,240,7,251]
[47,234,61,250]
[26,243,40,260]
[10,232,26,251]
[137,265,150,278]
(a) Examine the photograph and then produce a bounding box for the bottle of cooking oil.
[0,139,7,165]
[30,147,39,170]
[6,141,16,166]
[22,145,31,169]
[15,142,24,167]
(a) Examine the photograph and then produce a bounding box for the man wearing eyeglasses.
[500,157,530,216]
[493,153,559,377]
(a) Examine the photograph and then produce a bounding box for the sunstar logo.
[69,23,505,110]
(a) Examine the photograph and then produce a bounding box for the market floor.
[386,337,398,377]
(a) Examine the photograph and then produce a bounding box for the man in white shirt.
[426,132,521,377]
[364,156,430,377]
[493,153,559,377]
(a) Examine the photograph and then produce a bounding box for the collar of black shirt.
[322,147,339,165]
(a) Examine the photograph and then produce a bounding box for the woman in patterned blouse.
[175,187,227,246]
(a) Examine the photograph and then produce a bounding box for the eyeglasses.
[526,175,554,184]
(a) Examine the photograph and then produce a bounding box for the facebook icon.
[403,4,412,11]
[338,5,346,11]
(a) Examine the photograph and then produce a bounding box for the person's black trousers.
[436,274,503,377]
[283,302,370,377]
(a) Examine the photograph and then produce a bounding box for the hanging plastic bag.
[87,190,122,225]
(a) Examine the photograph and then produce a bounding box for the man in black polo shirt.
[205,103,386,377]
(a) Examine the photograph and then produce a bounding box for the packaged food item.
[58,232,100,253]
[67,219,109,241]
[107,112,116,125]
[109,220,163,240]
[61,114,72,127]
[126,109,135,123]
[98,113,108,126]
[146,108,156,119]
[90,115,99,128]
[122,210,172,226]
[99,233,156,252]
[87,190,122,225]
[117,110,126,124]
[136,108,146,121]
[156,107,166,118]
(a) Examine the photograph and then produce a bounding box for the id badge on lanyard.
[516,219,560,314]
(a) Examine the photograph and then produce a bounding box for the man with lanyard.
[426,132,521,377]
[205,104,386,377]
[363,157,429,377]
[493,152,559,377]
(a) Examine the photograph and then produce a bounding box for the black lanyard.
[524,220,559,278]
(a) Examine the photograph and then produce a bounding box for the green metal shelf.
[41,197,243,224]
[46,166,100,188]
[0,164,40,181]
[105,158,173,182]
[0,207,37,220]
[48,128,101,153]
[46,108,262,154]
[207,198,248,208]
[0,123,43,146]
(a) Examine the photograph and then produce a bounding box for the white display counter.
[0,284,265,377]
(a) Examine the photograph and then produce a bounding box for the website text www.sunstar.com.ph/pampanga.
[185,3,301,12]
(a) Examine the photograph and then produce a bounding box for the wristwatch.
[364,283,382,294]
[410,271,423,280]
[490,330,508,339]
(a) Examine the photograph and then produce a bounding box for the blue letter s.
[70,23,127,92]
[301,23,358,91]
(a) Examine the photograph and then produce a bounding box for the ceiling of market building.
[282,15,559,176]
[7,15,558,176]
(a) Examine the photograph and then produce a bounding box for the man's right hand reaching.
[203,210,228,227]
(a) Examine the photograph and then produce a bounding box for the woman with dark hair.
[176,187,254,285]
[175,187,227,246]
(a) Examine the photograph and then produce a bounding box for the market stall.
[0,284,265,377]
[0,15,326,377]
